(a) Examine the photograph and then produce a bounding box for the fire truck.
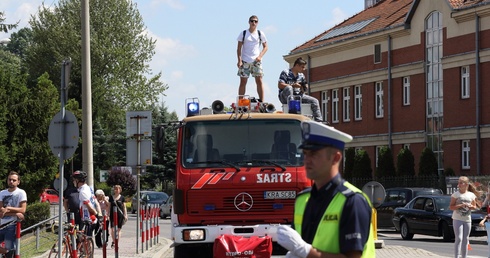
[163,96,313,257]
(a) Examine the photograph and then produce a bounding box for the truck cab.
[167,97,313,257]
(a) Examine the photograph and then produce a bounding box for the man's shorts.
[0,224,16,250]
[237,61,264,78]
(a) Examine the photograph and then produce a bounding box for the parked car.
[39,189,60,204]
[131,191,169,214]
[377,187,443,228]
[159,195,173,219]
[392,195,487,241]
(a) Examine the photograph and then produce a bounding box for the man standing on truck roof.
[237,15,268,102]
[277,121,375,258]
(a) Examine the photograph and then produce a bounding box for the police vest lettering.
[256,173,292,183]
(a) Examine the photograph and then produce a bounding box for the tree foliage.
[106,167,136,197]
[0,49,59,202]
[141,103,178,191]
[27,0,167,134]
[419,147,438,176]
[397,148,415,176]
[343,147,355,180]
[376,146,395,178]
[352,149,372,179]
[0,12,18,33]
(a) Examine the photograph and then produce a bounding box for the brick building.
[284,0,490,176]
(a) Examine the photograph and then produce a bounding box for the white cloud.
[149,0,185,10]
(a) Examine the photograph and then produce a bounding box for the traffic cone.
[468,244,472,250]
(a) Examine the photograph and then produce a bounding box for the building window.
[332,89,339,123]
[403,77,410,106]
[374,44,381,63]
[343,87,350,122]
[403,144,410,150]
[321,91,329,123]
[375,82,384,118]
[354,85,362,120]
[461,66,470,99]
[462,140,470,169]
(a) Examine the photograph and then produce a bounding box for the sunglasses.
[249,20,258,23]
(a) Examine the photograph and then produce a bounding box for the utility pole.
[81,0,94,188]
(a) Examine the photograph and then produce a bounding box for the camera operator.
[277,57,322,122]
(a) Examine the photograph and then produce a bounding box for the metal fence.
[18,205,61,257]
[349,175,442,192]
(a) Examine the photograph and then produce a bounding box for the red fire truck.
[166,97,312,257]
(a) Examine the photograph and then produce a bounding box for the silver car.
[159,195,173,219]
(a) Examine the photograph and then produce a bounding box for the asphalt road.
[377,228,489,257]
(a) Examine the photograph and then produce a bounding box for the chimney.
[365,0,381,9]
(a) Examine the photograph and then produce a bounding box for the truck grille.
[187,190,295,216]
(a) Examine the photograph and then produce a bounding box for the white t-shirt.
[237,29,267,63]
[78,184,98,223]
[0,188,27,224]
[451,191,477,222]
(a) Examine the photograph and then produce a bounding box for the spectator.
[95,189,110,248]
[278,57,322,121]
[0,171,27,256]
[237,15,268,101]
[450,176,480,258]
[109,185,127,249]
[72,170,101,234]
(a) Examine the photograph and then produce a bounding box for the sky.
[1,0,365,119]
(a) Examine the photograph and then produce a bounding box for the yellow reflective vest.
[293,182,375,257]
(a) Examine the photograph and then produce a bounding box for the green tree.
[107,167,136,197]
[343,147,355,181]
[352,149,372,179]
[0,12,18,33]
[376,146,395,178]
[141,102,178,192]
[3,28,32,63]
[27,0,168,134]
[397,148,415,176]
[419,147,438,176]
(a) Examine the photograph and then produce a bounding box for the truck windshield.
[182,119,304,168]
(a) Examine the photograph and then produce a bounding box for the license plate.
[264,191,296,199]
[476,226,486,231]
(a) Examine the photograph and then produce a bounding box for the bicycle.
[48,220,95,258]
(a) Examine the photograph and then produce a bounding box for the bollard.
[15,219,21,258]
[113,206,119,258]
[69,213,78,258]
[372,208,378,240]
[140,205,145,253]
[102,210,107,258]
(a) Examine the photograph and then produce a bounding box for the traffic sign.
[48,110,79,160]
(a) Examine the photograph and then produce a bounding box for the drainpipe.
[307,55,311,95]
[475,14,481,175]
[388,36,393,149]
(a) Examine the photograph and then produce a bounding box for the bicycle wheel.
[77,236,94,258]
[48,239,69,258]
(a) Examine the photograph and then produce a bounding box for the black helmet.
[72,170,87,180]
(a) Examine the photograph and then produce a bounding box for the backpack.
[242,30,262,46]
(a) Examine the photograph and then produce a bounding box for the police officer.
[277,121,375,258]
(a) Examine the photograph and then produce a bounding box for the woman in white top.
[450,176,480,258]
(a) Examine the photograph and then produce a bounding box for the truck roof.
[183,112,313,122]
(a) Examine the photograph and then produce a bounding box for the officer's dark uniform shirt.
[301,174,371,254]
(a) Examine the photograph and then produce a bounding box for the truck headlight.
[183,229,205,241]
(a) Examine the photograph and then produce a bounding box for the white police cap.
[298,121,353,150]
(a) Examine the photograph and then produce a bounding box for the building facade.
[284,0,490,176]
